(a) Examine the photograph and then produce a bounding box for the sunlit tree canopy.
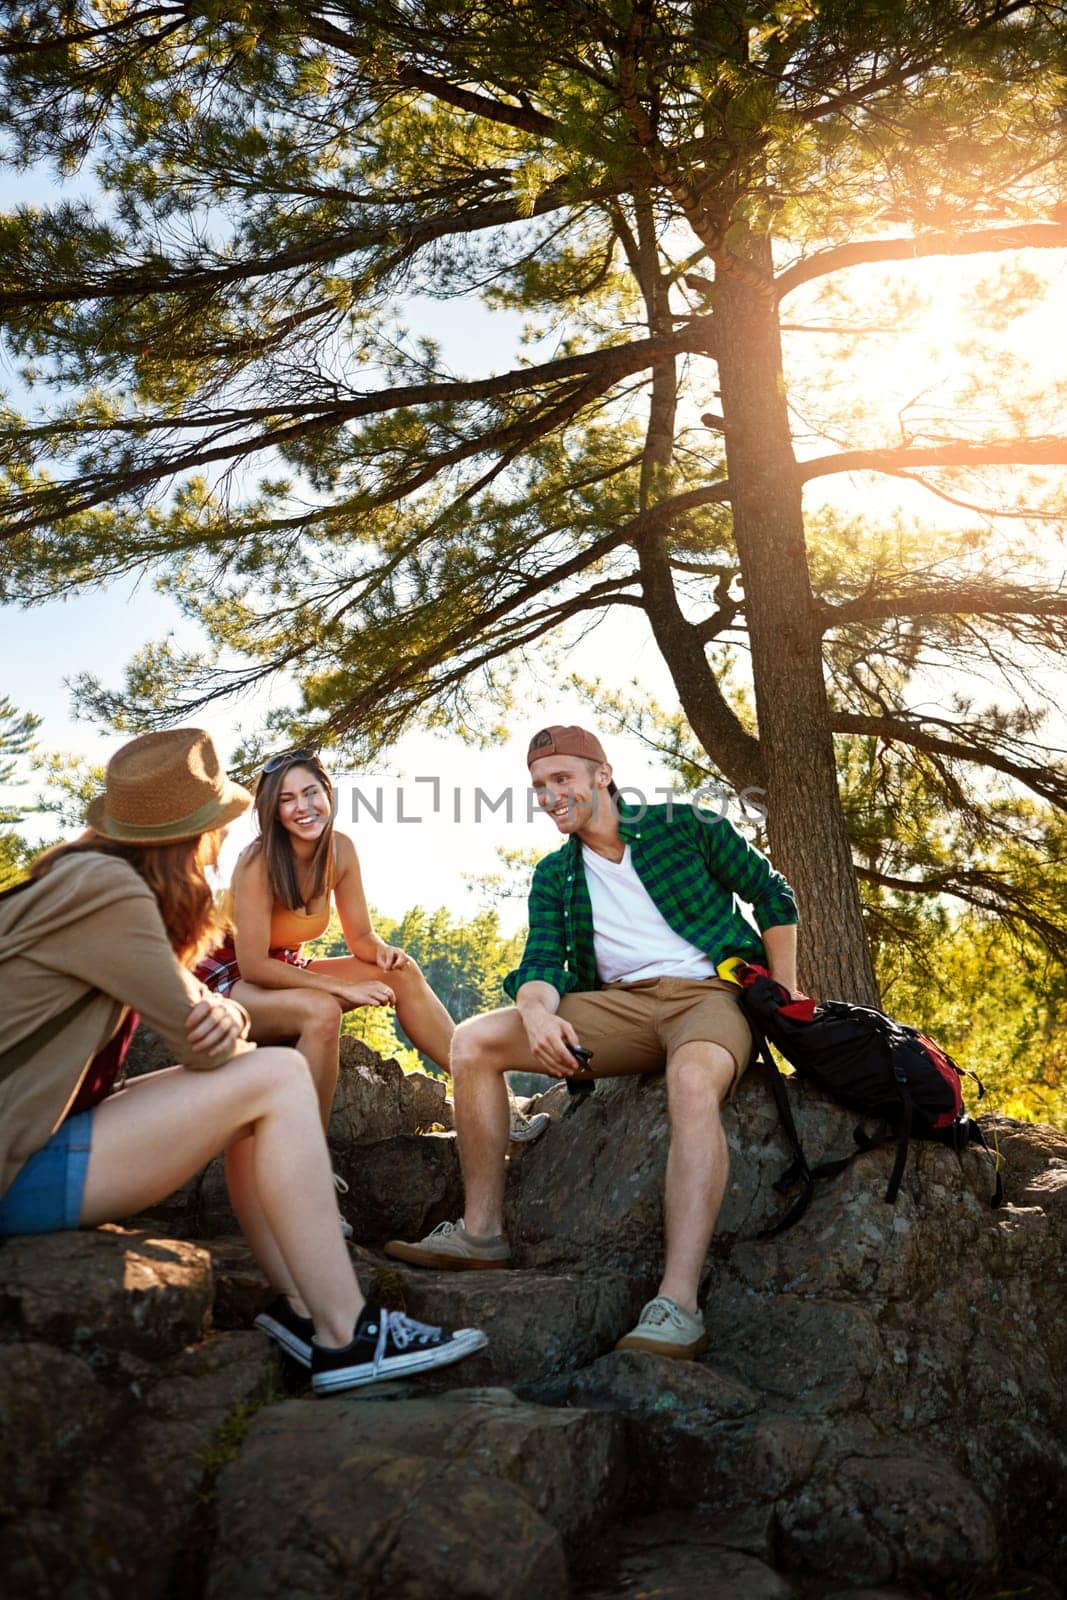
[2,0,1066,1000]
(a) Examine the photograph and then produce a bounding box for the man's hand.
[186,996,247,1059]
[519,1004,584,1077]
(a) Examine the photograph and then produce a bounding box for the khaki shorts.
[556,977,753,1095]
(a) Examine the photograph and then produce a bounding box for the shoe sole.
[383,1242,511,1271]
[312,1328,489,1394]
[613,1331,710,1359]
[254,1312,313,1368]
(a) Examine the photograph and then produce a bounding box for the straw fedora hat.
[85,728,252,844]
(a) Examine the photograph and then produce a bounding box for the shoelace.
[640,1297,681,1327]
[427,1220,458,1238]
[370,1310,442,1374]
[333,1172,350,1194]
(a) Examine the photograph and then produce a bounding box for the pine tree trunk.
[714,242,880,1005]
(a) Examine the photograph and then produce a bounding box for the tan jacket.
[0,852,250,1197]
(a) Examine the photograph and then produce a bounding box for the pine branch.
[833,711,1067,808]
[776,222,1067,300]
[792,2,1032,123]
[392,63,558,138]
[821,582,1067,627]
[0,183,594,313]
[800,437,1067,484]
[0,321,716,539]
[855,862,1067,961]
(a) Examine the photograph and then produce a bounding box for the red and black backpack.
[734,963,1003,1234]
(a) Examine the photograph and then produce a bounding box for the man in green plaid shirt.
[387,725,799,1358]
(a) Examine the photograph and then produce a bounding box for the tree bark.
[622,195,766,794]
[714,238,880,1005]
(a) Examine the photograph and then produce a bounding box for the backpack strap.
[751,1031,816,1238]
[0,991,97,1089]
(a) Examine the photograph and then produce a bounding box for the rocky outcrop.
[2,1047,1064,1599]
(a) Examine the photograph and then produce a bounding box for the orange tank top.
[269,845,336,950]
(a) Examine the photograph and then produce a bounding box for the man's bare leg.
[657,1041,737,1314]
[451,1009,538,1236]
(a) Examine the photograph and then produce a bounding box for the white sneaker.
[509,1108,551,1144]
[615,1296,709,1359]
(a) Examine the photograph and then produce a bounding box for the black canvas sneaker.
[254,1294,315,1367]
[311,1304,488,1395]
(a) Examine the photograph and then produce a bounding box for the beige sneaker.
[509,1107,551,1144]
[384,1219,512,1271]
[615,1296,709,1359]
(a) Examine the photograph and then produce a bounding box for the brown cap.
[526,725,607,769]
[85,728,252,844]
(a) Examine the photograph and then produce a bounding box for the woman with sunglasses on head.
[0,729,486,1395]
[196,749,455,1134]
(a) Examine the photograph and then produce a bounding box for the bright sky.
[3,153,1065,927]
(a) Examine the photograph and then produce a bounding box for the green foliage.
[0,696,40,820]
[0,707,106,888]
[0,698,43,889]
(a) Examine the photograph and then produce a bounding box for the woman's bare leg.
[80,1048,362,1346]
[229,981,343,1127]
[224,1134,304,1309]
[309,954,454,1071]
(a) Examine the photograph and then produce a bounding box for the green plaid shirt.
[503,801,798,1000]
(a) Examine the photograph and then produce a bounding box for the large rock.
[776,1449,999,1588]
[335,1131,463,1245]
[329,1036,454,1142]
[206,1390,593,1600]
[350,1248,651,1389]
[0,1328,276,1599]
[0,1226,214,1361]
[579,1512,796,1599]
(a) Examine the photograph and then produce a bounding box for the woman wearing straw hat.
[0,728,486,1395]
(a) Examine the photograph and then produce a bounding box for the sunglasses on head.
[261,747,321,776]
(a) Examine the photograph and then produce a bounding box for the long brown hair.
[249,755,334,910]
[19,831,224,965]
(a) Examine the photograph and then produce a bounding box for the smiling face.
[529,752,612,835]
[275,764,331,844]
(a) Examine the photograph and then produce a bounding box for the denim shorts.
[0,1109,94,1235]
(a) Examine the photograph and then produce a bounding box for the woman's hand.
[374,944,410,972]
[334,980,396,1010]
[186,996,247,1058]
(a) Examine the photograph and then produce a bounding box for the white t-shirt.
[581,843,717,984]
